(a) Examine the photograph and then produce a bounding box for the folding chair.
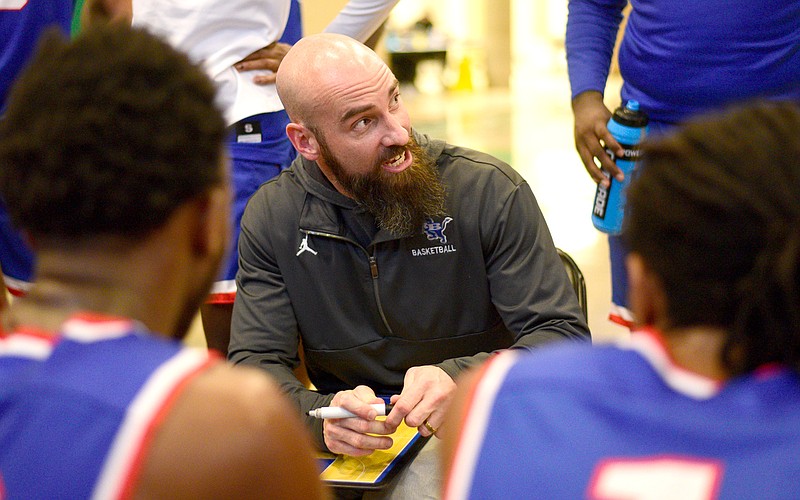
[557,248,588,321]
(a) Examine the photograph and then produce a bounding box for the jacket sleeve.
[565,0,628,99]
[436,181,591,380]
[228,193,334,449]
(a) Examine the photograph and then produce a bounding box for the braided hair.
[624,100,800,375]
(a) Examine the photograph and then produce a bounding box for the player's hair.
[625,100,800,374]
[0,23,226,239]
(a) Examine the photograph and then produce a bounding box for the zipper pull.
[369,256,378,279]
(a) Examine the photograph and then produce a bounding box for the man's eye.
[354,118,370,130]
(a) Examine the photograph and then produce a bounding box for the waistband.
[226,110,290,144]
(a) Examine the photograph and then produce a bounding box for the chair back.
[557,248,588,321]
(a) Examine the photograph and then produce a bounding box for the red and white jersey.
[0,313,219,499]
[445,329,800,499]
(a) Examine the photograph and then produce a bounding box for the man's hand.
[384,366,456,439]
[233,42,291,85]
[572,90,624,186]
[322,385,395,456]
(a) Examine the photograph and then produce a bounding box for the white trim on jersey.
[62,316,141,343]
[0,334,53,360]
[92,348,211,500]
[209,279,236,296]
[444,350,520,500]
[2,274,32,294]
[609,302,635,328]
[622,330,721,400]
[0,0,29,11]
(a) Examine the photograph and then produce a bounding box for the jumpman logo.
[296,234,318,256]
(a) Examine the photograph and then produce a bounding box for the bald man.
[229,33,589,497]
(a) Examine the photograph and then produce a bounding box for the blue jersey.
[279,0,302,45]
[446,330,800,499]
[0,314,217,499]
[567,0,800,321]
[566,0,800,125]
[1,0,73,292]
[1,0,73,114]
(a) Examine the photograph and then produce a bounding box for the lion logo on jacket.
[423,217,453,244]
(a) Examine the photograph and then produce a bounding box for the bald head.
[276,33,388,125]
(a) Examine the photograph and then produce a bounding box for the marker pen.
[307,403,394,419]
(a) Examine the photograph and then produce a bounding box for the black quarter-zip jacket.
[229,132,590,447]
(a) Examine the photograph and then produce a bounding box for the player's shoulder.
[504,341,637,389]
[186,362,302,442]
[134,362,325,498]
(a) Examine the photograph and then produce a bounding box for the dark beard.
[318,134,446,236]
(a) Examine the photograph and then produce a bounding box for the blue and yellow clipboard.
[316,420,428,490]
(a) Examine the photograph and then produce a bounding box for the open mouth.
[381,149,412,173]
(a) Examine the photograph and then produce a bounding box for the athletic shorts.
[207,110,296,304]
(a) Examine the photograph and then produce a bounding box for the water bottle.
[591,100,649,234]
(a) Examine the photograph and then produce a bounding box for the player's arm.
[236,0,400,84]
[133,363,329,499]
[440,351,519,499]
[234,42,292,85]
[323,0,400,44]
[439,366,481,496]
[565,0,627,180]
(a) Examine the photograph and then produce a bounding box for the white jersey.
[132,0,291,125]
[132,0,400,126]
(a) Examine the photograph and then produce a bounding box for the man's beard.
[318,134,446,236]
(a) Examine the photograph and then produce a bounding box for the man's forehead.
[299,46,397,126]
[337,78,400,123]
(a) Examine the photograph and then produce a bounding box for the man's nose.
[382,112,410,147]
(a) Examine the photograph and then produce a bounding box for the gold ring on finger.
[423,419,438,435]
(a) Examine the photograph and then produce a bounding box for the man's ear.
[626,253,668,328]
[285,123,319,161]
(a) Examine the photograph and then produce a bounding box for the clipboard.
[316,419,429,490]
